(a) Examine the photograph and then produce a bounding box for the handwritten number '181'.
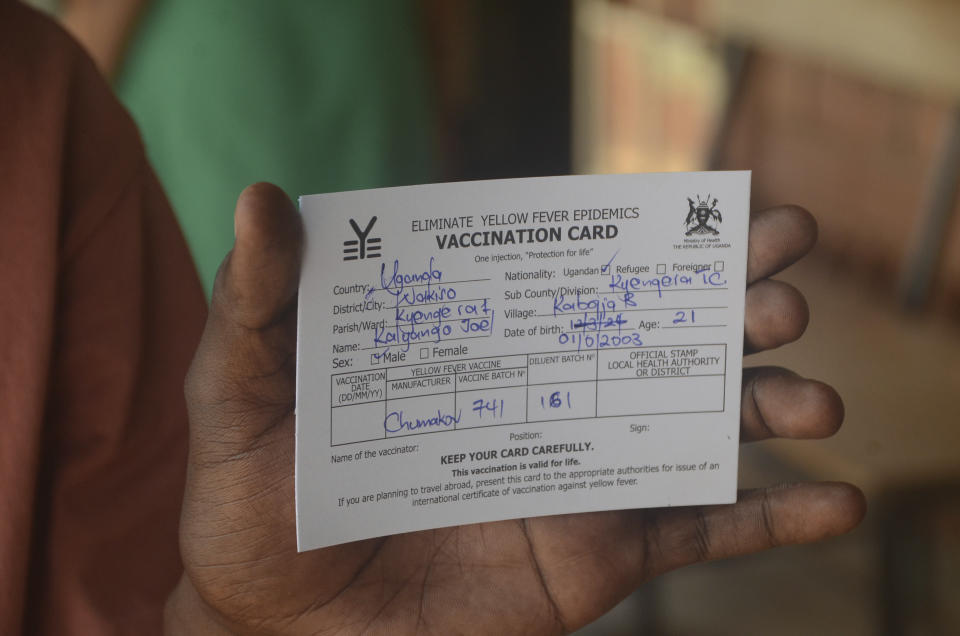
[540,391,571,409]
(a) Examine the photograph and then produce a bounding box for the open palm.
[166,184,864,635]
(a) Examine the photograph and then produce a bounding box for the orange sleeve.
[0,2,206,633]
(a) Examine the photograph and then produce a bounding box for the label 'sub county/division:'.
[296,172,751,551]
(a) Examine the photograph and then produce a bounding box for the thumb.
[214,182,302,329]
[186,182,302,449]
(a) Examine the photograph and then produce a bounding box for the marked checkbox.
[656,263,667,274]
[370,353,380,365]
[714,260,725,272]
[419,347,430,359]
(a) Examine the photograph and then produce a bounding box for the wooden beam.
[702,0,960,100]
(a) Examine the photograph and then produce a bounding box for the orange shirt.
[0,2,206,632]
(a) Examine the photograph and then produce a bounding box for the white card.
[296,172,750,551]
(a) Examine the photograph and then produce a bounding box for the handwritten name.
[365,257,458,307]
[608,271,726,298]
[384,409,462,433]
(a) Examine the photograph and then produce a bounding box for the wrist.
[164,576,235,635]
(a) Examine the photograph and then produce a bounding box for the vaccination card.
[296,171,751,551]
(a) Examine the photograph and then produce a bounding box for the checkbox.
[656,263,666,274]
[714,260,724,272]
[419,347,430,360]
[370,353,380,365]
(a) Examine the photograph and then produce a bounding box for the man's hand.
[166,183,865,635]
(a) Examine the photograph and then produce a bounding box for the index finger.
[747,205,818,284]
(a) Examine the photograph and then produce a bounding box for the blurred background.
[31,0,960,633]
